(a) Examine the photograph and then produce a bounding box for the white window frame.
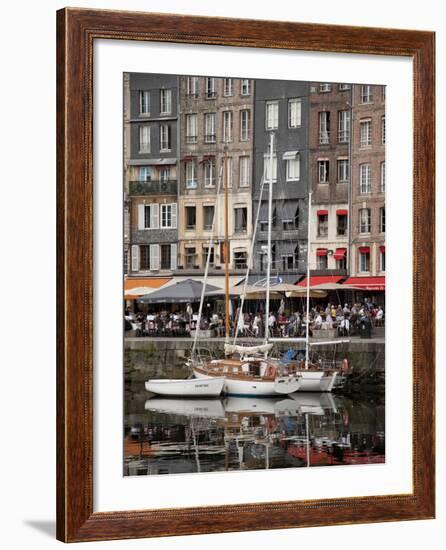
[160,89,172,115]
[241,79,250,96]
[139,125,150,153]
[288,98,301,128]
[318,160,329,183]
[265,101,279,130]
[139,90,150,115]
[239,156,250,187]
[263,153,277,182]
[185,161,197,189]
[319,83,331,92]
[381,116,386,145]
[160,167,170,183]
[240,110,250,141]
[223,78,233,96]
[359,208,371,234]
[186,76,198,97]
[360,119,372,147]
[380,249,386,272]
[380,207,385,233]
[223,111,233,142]
[160,124,171,151]
[139,166,152,182]
[359,250,370,273]
[337,158,349,183]
[381,161,386,193]
[338,83,351,91]
[360,163,372,194]
[160,203,177,229]
[319,111,330,144]
[206,77,216,98]
[338,110,350,143]
[226,157,233,188]
[286,157,300,181]
[138,203,159,230]
[204,112,216,143]
[186,114,198,143]
[360,85,373,104]
[204,158,217,188]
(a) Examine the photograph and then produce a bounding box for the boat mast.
[305,191,312,369]
[224,147,230,341]
[264,132,274,344]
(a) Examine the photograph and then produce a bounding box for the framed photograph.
[56,8,435,542]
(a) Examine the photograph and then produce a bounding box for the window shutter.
[171,203,177,229]
[150,203,159,229]
[150,244,160,271]
[170,243,178,270]
[138,204,146,230]
[131,245,140,271]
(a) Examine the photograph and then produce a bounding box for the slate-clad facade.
[126,73,179,275]
[252,79,310,280]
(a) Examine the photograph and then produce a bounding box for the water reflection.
[124,392,384,476]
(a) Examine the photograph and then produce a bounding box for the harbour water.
[124,343,385,476]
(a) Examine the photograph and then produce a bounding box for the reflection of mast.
[305,412,310,467]
[190,420,201,473]
[265,132,274,344]
[224,147,230,341]
[305,192,312,369]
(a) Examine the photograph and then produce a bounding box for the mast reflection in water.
[124,393,384,476]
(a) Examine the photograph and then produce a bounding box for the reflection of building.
[252,80,310,280]
[177,77,254,274]
[350,85,386,278]
[309,82,351,275]
[126,73,179,276]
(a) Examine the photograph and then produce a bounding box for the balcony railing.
[129,180,177,196]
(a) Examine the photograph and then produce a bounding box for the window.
[160,167,170,183]
[361,85,373,103]
[240,110,250,141]
[139,166,152,182]
[222,111,233,142]
[339,83,351,91]
[318,160,329,183]
[381,86,386,101]
[381,162,386,192]
[380,248,386,271]
[185,160,197,188]
[381,116,386,144]
[380,207,385,233]
[360,164,372,193]
[185,206,196,229]
[160,89,172,114]
[123,249,129,274]
[204,112,216,143]
[359,208,371,233]
[139,125,150,153]
[317,214,328,237]
[360,119,372,147]
[234,251,248,270]
[139,90,150,114]
[263,153,277,182]
[185,247,196,268]
[234,207,248,234]
[319,83,331,92]
[286,156,300,181]
[336,254,347,270]
[283,207,299,231]
[338,110,350,142]
[266,101,279,129]
[140,245,151,270]
[337,159,349,183]
[160,203,177,229]
[160,244,171,270]
[202,246,215,268]
[359,249,370,272]
[223,78,233,96]
[226,157,233,188]
[186,114,197,143]
[241,79,250,96]
[186,76,198,97]
[337,214,348,236]
[139,203,159,230]
[288,98,301,128]
[160,124,171,151]
[239,156,250,187]
[204,158,216,187]
[203,205,214,230]
[282,255,294,271]
[206,77,216,98]
[317,252,328,269]
[319,111,330,144]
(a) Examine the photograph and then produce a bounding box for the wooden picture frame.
[56,7,435,542]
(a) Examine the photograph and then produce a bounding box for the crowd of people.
[124,299,384,339]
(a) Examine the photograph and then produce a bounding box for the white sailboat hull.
[295,371,338,392]
[192,368,301,396]
[145,377,225,397]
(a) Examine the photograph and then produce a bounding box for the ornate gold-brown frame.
[56,8,435,542]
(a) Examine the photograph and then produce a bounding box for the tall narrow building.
[348,84,386,295]
[252,79,310,282]
[308,82,352,279]
[177,76,254,277]
[126,73,179,278]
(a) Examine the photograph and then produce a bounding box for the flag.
[275,274,283,284]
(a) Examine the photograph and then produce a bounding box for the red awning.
[317,209,328,216]
[336,209,348,216]
[343,276,385,291]
[297,275,343,287]
[379,245,386,252]
[333,248,347,260]
[316,248,328,256]
[358,246,370,253]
